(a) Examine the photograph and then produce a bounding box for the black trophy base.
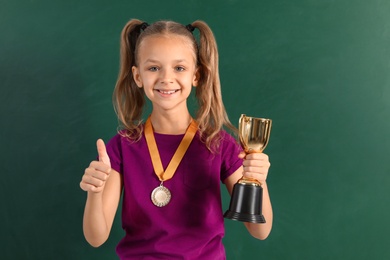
[224,210,266,223]
[224,182,266,224]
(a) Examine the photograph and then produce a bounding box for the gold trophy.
[224,114,272,223]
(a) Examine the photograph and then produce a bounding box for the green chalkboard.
[1,0,389,259]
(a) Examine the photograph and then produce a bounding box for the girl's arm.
[224,153,273,240]
[80,140,123,247]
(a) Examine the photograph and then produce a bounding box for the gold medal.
[151,182,171,207]
[144,117,198,207]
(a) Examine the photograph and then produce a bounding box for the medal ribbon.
[144,117,198,182]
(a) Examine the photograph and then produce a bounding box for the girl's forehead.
[137,34,197,60]
[140,34,193,46]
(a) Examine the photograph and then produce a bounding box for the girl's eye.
[175,66,185,72]
[148,66,159,72]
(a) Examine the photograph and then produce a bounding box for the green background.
[1,0,389,259]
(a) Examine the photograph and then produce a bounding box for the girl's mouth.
[156,89,179,95]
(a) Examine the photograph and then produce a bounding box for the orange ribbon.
[144,117,198,182]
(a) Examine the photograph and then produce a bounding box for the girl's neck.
[149,111,192,135]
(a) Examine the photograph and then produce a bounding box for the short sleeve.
[219,131,243,182]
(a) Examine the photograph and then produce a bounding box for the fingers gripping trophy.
[224,114,272,223]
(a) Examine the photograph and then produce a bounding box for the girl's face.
[132,35,198,115]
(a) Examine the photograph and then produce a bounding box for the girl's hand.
[80,139,111,193]
[239,151,271,183]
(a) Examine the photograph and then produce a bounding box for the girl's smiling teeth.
[156,89,180,95]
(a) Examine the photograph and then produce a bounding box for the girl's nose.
[160,69,174,84]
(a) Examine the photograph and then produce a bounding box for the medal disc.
[151,185,171,207]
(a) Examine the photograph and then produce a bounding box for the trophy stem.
[238,176,262,186]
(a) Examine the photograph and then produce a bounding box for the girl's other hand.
[80,139,111,193]
[239,151,271,183]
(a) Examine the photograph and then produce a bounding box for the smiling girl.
[80,19,273,259]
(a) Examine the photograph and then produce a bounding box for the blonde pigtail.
[113,19,147,140]
[191,21,237,150]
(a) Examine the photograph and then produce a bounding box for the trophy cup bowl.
[224,114,272,223]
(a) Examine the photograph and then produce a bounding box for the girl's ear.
[192,68,200,87]
[132,66,143,88]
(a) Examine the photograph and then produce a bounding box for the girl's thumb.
[96,139,111,167]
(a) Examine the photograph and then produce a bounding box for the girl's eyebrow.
[144,59,159,64]
[173,59,187,63]
[145,59,157,63]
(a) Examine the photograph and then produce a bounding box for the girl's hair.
[113,19,236,150]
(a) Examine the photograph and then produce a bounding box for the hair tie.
[186,24,195,32]
[140,22,149,31]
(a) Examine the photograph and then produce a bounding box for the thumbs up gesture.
[80,139,111,193]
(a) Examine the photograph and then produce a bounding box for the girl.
[80,19,273,259]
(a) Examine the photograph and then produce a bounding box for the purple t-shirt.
[106,129,243,259]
